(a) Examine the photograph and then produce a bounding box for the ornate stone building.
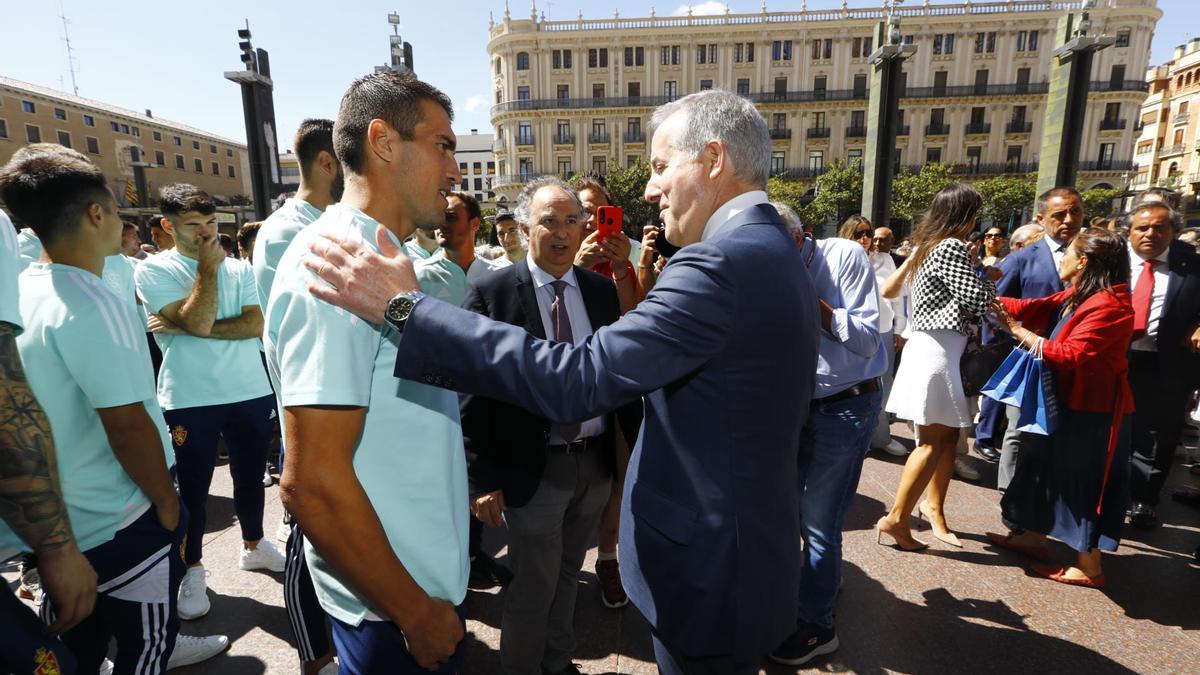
[1133,36,1200,221]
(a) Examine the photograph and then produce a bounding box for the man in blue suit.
[304,90,820,673]
[989,187,1083,490]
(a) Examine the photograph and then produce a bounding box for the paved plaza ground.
[9,421,1199,674]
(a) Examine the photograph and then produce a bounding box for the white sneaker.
[954,457,982,482]
[99,658,114,675]
[168,634,229,670]
[262,469,274,487]
[239,539,286,572]
[177,566,211,620]
[875,439,909,457]
[275,517,293,543]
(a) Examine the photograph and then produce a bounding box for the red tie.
[1132,259,1156,339]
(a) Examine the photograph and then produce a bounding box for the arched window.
[516,52,530,70]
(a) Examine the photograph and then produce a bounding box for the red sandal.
[1031,563,1106,589]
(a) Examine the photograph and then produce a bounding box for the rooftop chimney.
[145,109,153,118]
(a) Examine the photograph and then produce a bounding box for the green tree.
[975,174,1037,229]
[602,158,657,235]
[811,160,864,225]
[1079,185,1124,221]
[767,176,829,226]
[890,163,955,223]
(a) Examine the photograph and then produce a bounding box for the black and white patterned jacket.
[909,238,996,334]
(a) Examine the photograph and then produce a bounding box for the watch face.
[387,296,414,323]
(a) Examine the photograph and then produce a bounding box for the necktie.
[551,280,581,442]
[1132,259,1156,339]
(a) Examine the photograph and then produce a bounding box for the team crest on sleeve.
[33,647,61,674]
[171,425,188,447]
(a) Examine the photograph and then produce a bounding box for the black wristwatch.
[384,290,426,332]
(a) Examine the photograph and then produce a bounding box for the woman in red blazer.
[987,227,1134,588]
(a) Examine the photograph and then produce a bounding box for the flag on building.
[125,179,139,205]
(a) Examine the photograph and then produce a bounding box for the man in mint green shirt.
[268,71,467,673]
[134,184,284,622]
[403,226,440,261]
[416,191,502,305]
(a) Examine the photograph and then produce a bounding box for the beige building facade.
[1133,37,1200,221]
[486,0,1160,207]
[0,75,252,215]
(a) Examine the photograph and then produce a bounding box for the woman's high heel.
[917,502,963,548]
[875,516,929,552]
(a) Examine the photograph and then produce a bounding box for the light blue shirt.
[265,203,468,625]
[252,197,323,304]
[802,237,887,398]
[403,238,440,261]
[134,249,272,410]
[16,229,140,310]
[415,254,503,307]
[0,213,19,330]
[6,263,173,553]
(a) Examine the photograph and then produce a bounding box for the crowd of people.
[1,71,1199,675]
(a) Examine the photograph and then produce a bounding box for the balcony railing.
[1077,160,1134,172]
[491,80,1147,116]
[964,123,992,134]
[770,128,792,139]
[807,127,831,139]
[1098,119,1127,131]
[925,123,950,135]
[1161,144,1186,157]
[624,130,646,143]
[1174,112,1191,125]
[1005,121,1033,134]
[771,166,831,180]
[588,132,611,144]
[552,133,575,145]
[845,126,867,137]
[954,161,1038,175]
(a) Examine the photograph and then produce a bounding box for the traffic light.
[238,27,255,70]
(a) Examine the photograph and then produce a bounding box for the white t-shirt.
[134,250,272,410]
[3,263,172,554]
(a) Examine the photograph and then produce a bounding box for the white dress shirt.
[1128,243,1170,352]
[1048,236,1070,274]
[869,250,906,335]
[701,190,770,243]
[526,256,606,442]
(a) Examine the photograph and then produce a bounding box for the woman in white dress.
[876,183,1000,550]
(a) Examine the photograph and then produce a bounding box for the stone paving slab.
[8,423,1199,674]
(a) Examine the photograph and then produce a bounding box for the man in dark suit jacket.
[987,187,1082,490]
[461,178,629,674]
[304,90,820,674]
[1125,201,1200,528]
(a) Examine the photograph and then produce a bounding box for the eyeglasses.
[853,230,873,239]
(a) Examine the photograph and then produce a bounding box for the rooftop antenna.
[58,0,80,95]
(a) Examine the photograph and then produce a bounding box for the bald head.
[872,226,895,253]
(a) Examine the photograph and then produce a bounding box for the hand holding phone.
[596,205,622,242]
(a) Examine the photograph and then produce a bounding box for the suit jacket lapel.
[514,261,546,339]
[1165,242,1190,313]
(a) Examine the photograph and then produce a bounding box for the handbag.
[961,336,1013,397]
[979,342,1031,406]
[1014,339,1059,436]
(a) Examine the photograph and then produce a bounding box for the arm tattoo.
[0,323,75,553]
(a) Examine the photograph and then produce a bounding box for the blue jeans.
[797,389,882,628]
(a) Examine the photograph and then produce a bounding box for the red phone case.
[596,205,623,242]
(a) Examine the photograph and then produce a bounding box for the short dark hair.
[1035,186,1082,215]
[294,118,336,180]
[218,233,236,255]
[333,71,454,175]
[0,143,112,246]
[572,173,611,204]
[122,221,137,233]
[448,191,481,222]
[237,220,262,251]
[150,219,167,231]
[159,183,216,218]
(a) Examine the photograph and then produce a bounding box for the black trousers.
[1128,351,1192,506]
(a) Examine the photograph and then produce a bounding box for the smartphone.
[596,205,623,242]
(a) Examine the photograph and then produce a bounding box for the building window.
[771,151,786,175]
[487,161,495,174]
[627,117,641,137]
[131,127,139,137]
[737,78,750,96]
[173,135,181,145]
[558,157,572,176]
[557,84,570,101]
[966,146,982,169]
[1006,146,1023,169]
[519,158,533,179]
[624,47,644,67]
[226,148,234,157]
[812,111,826,130]
[210,161,219,176]
[1016,30,1039,52]
[474,178,483,191]
[848,148,863,166]
[772,113,786,131]
[852,36,874,58]
[516,52,529,70]
[627,155,638,168]
[121,124,129,134]
[153,131,162,141]
[517,86,530,100]
[53,107,66,121]
[1115,30,1130,48]
[86,136,99,154]
[588,48,609,68]
[209,144,217,154]
[664,81,677,98]
[975,31,997,54]
[933,34,954,55]
[926,147,942,164]
[661,45,680,66]
[700,80,713,91]
[773,40,794,61]
[56,130,71,148]
[517,122,532,145]
[175,154,185,169]
[473,162,482,175]
[970,106,986,125]
[734,43,744,62]
[0,119,7,139]
[155,150,165,165]
[591,119,607,138]
[193,158,202,173]
[853,74,867,98]
[110,121,120,132]
[25,124,40,143]
[628,82,640,98]
[553,49,573,69]
[592,157,607,175]
[192,140,200,150]
[83,114,94,127]
[21,100,35,113]
[808,151,824,171]
[734,42,755,62]
[697,43,717,65]
[1098,143,1115,169]
[592,83,604,99]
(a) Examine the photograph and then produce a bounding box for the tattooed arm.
[0,322,96,635]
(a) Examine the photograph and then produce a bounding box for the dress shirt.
[526,256,606,442]
[1048,236,1070,273]
[701,190,770,243]
[869,250,906,335]
[1128,243,1170,352]
[804,238,888,398]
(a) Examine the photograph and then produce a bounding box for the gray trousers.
[872,332,898,448]
[998,405,1025,491]
[500,447,611,675]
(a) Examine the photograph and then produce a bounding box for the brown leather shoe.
[595,558,628,608]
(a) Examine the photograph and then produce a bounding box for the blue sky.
[1,0,1195,148]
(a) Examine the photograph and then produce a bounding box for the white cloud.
[673,2,726,16]
[462,94,488,114]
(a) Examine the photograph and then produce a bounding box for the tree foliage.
[890,163,956,223]
[767,176,828,226]
[766,160,864,230]
[1079,185,1124,221]
[602,158,657,235]
[975,174,1037,228]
